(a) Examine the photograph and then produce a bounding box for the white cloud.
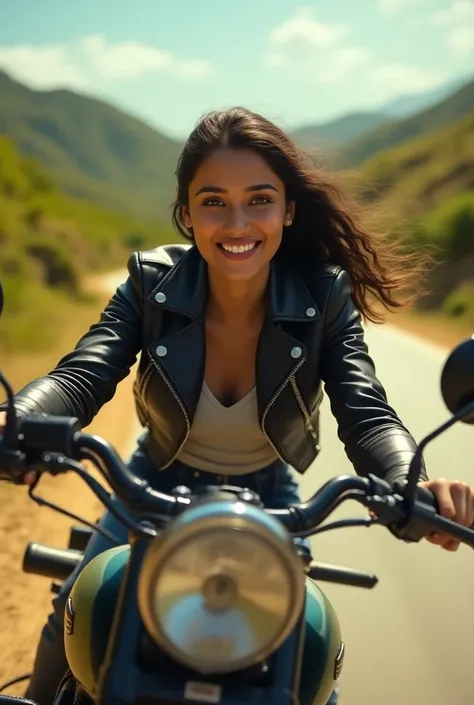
[379,0,412,13]
[0,44,85,90]
[0,35,214,90]
[432,0,474,25]
[266,7,368,83]
[318,47,371,84]
[174,58,214,79]
[269,7,346,49]
[432,1,474,55]
[369,63,445,99]
[446,26,474,54]
[78,35,172,79]
[265,52,286,68]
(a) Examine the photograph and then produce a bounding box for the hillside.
[0,71,181,220]
[353,112,474,323]
[290,78,471,150]
[0,135,174,351]
[1,69,473,223]
[337,78,474,169]
[355,111,474,217]
[291,111,390,150]
[379,77,469,118]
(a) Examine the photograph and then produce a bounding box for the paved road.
[106,271,474,705]
[301,324,474,705]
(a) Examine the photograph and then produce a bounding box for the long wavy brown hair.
[172,107,431,323]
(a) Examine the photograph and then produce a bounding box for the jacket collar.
[149,245,320,323]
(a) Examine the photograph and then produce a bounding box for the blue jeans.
[25,437,338,704]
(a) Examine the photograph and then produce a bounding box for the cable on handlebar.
[307,516,380,537]
[25,455,153,544]
[267,476,373,534]
[28,478,121,545]
[75,433,191,518]
[68,463,157,540]
[0,672,31,693]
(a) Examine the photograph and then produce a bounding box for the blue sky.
[0,0,472,139]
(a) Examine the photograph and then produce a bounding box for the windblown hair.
[172,106,430,322]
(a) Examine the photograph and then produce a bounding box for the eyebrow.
[195,183,278,196]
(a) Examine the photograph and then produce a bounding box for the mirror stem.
[404,398,474,506]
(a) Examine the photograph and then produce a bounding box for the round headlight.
[137,498,305,674]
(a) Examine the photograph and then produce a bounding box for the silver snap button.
[291,346,302,359]
[155,292,166,303]
[306,307,316,317]
[156,345,167,357]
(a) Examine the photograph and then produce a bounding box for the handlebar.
[1,414,474,549]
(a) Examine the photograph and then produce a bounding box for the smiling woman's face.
[181,148,295,281]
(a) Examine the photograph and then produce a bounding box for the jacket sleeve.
[319,269,428,485]
[0,253,143,428]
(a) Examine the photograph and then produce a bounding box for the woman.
[1,107,473,704]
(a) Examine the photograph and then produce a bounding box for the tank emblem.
[184,681,222,703]
[65,597,75,636]
[334,641,345,680]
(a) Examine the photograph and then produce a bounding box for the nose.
[224,206,251,235]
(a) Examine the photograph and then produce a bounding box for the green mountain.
[355,111,474,219]
[1,68,473,225]
[0,71,182,220]
[337,78,474,168]
[379,76,469,118]
[291,111,390,151]
[290,78,473,155]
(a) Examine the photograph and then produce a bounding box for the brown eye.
[202,198,225,207]
[250,195,272,205]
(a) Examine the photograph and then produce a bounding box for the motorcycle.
[0,278,473,705]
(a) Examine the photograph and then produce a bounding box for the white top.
[177,381,277,474]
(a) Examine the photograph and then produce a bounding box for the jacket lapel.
[147,247,207,420]
[144,246,321,423]
[256,255,320,418]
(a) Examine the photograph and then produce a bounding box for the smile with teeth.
[220,241,258,254]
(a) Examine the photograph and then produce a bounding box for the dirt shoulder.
[0,285,138,693]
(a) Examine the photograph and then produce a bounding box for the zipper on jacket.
[260,357,306,464]
[148,355,191,468]
[290,374,320,449]
[138,360,154,399]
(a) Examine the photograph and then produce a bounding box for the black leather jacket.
[5,244,427,484]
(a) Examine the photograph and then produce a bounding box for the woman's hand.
[418,478,474,551]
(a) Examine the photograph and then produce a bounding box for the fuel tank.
[65,545,343,704]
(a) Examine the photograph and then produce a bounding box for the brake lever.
[371,480,474,548]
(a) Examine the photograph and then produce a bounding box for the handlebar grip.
[23,542,82,581]
[391,481,474,548]
[413,485,439,512]
[389,481,440,543]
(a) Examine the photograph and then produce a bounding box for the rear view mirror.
[441,336,474,425]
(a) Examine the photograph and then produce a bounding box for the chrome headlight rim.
[137,501,306,674]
